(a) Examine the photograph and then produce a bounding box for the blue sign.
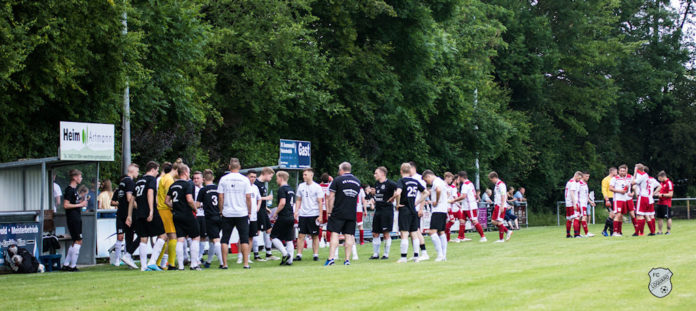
[279,139,311,169]
[0,222,41,265]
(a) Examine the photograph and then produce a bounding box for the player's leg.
[429,228,442,260]
[457,211,467,241]
[219,217,234,269]
[296,232,306,260]
[357,212,364,245]
[325,218,340,265]
[438,229,448,261]
[235,217,251,268]
[371,213,382,259]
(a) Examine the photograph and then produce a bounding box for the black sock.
[420,244,426,251]
[603,217,612,231]
[413,252,419,257]
[401,253,407,258]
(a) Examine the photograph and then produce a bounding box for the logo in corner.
[648,267,672,298]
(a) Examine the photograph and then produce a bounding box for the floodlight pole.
[121,8,131,174]
[474,88,480,190]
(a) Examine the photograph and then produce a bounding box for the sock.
[458,223,466,239]
[430,233,442,258]
[475,223,485,237]
[412,239,419,257]
[64,245,74,267]
[582,220,588,235]
[318,228,323,241]
[498,224,505,240]
[264,233,273,255]
[272,238,288,256]
[400,238,408,258]
[191,240,200,267]
[160,254,168,268]
[612,221,619,233]
[439,234,448,258]
[603,217,611,232]
[214,242,222,263]
[619,221,623,234]
[139,242,149,270]
[168,239,177,267]
[70,244,81,268]
[156,240,166,266]
[351,243,358,258]
[206,241,215,263]
[373,236,381,256]
[326,231,332,243]
[252,236,259,255]
[631,216,637,230]
[420,243,426,251]
[184,238,192,261]
[573,219,580,236]
[148,238,166,266]
[176,241,184,269]
[566,220,571,235]
[648,219,656,234]
[114,240,123,264]
[286,241,294,262]
[384,238,391,256]
[445,222,453,242]
[638,219,645,234]
[198,240,206,261]
[359,230,364,244]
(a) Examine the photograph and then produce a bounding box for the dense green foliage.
[1,0,694,209]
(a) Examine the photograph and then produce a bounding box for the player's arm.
[415,189,430,208]
[433,186,442,207]
[147,188,154,221]
[327,191,336,215]
[317,195,324,222]
[450,190,466,204]
[653,185,662,197]
[63,199,87,209]
[246,193,252,216]
[186,194,195,211]
[275,198,286,219]
[660,183,673,198]
[392,188,402,207]
[165,194,173,208]
[609,184,626,194]
[294,195,302,219]
[126,195,135,226]
[217,192,224,215]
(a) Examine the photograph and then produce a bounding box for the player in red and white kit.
[450,171,487,242]
[356,187,367,246]
[318,173,332,247]
[633,165,661,236]
[578,172,596,237]
[625,172,638,231]
[442,172,459,242]
[488,172,512,243]
[609,165,631,236]
[564,172,582,238]
[656,171,673,234]
[646,168,661,235]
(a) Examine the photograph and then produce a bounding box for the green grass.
[3,221,695,310]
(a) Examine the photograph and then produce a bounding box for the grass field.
[3,221,695,310]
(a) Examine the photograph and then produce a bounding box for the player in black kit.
[165,164,202,270]
[369,166,398,260]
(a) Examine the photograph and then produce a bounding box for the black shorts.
[298,216,319,235]
[173,213,200,239]
[398,211,419,232]
[66,210,83,241]
[116,215,126,234]
[429,212,447,231]
[197,216,207,238]
[326,216,356,235]
[655,204,672,219]
[205,216,221,240]
[257,210,272,231]
[270,216,295,241]
[372,210,394,233]
[221,216,250,244]
[248,221,258,238]
[135,211,165,237]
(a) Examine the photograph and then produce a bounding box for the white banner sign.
[59,121,115,161]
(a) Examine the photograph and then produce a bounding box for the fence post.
[688,200,691,220]
[556,202,560,226]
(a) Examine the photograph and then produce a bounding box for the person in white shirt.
[633,165,660,236]
[294,168,324,262]
[192,171,207,263]
[609,164,631,236]
[422,171,449,261]
[449,171,487,242]
[564,172,582,237]
[217,158,253,269]
[579,172,595,237]
[238,171,262,264]
[488,171,512,242]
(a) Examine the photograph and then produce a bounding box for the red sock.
[619,221,623,234]
[359,230,364,244]
[475,223,485,237]
[631,216,637,229]
[566,220,572,234]
[582,220,588,235]
[498,225,504,240]
[326,231,332,243]
[573,219,580,236]
[612,221,619,233]
[648,219,656,234]
[319,227,323,240]
[458,223,466,239]
[639,219,646,234]
[445,228,451,242]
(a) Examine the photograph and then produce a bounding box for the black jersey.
[276,184,295,218]
[134,175,157,219]
[374,179,398,211]
[397,177,425,213]
[329,173,361,220]
[254,180,268,209]
[196,184,219,217]
[64,185,81,217]
[117,176,135,215]
[167,180,194,216]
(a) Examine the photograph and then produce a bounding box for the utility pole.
[474,88,480,190]
[121,8,131,174]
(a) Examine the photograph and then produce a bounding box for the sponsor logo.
[648,267,673,298]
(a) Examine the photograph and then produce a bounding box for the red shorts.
[492,205,505,221]
[626,199,635,212]
[452,210,463,220]
[465,209,478,220]
[637,196,655,216]
[565,206,578,220]
[356,212,363,225]
[580,207,587,217]
[613,200,626,214]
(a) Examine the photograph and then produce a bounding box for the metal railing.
[555,198,696,226]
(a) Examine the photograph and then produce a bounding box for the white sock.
[184,238,192,261]
[252,236,259,254]
[214,242,222,263]
[191,240,200,267]
[412,239,420,257]
[272,238,288,256]
[139,242,149,270]
[64,245,74,266]
[160,254,168,268]
[176,241,184,269]
[264,233,273,254]
[148,239,166,266]
[400,239,408,256]
[207,241,215,263]
[198,240,206,261]
[286,241,294,263]
[439,233,448,258]
[430,233,442,258]
[372,236,381,256]
[334,247,339,259]
[70,244,81,268]
[384,238,391,256]
[352,243,358,258]
[114,240,123,263]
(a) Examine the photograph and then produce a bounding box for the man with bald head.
[325,162,361,266]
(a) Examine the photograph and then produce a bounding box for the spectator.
[514,187,526,202]
[97,179,114,210]
[52,174,62,212]
[505,187,519,230]
[481,189,493,204]
[87,179,98,211]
